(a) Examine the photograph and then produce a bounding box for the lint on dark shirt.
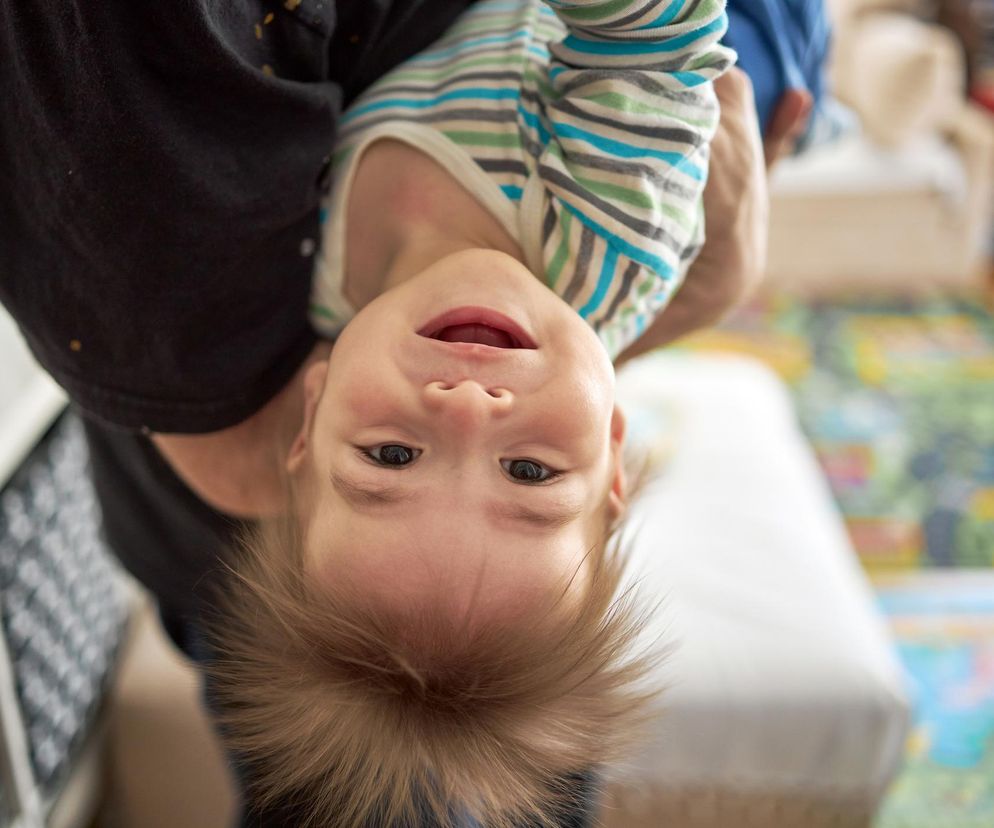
[0,0,479,433]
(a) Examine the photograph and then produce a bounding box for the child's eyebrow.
[329,471,415,508]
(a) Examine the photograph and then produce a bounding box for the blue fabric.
[723,0,831,134]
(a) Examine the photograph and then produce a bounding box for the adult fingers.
[764,88,812,168]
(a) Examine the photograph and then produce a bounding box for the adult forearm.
[615,67,813,367]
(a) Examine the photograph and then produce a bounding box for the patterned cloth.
[679,293,994,826]
[0,414,126,794]
[681,292,994,569]
[311,0,734,358]
[874,573,994,828]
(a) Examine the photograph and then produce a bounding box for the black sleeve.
[0,0,478,433]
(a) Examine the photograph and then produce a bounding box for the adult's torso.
[0,0,481,433]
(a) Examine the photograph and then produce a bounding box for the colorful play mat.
[682,291,994,570]
[679,290,994,828]
[873,573,994,828]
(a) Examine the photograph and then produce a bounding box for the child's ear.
[607,405,627,519]
[286,360,329,474]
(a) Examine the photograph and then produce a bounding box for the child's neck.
[153,141,524,519]
[344,139,523,308]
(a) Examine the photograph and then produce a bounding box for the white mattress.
[610,353,910,803]
[0,306,67,488]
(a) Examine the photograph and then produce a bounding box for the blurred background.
[680,0,994,825]
[0,1,992,827]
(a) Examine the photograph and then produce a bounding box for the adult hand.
[615,70,811,365]
[766,87,813,167]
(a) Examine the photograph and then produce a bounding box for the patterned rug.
[682,291,994,570]
[873,573,994,828]
[680,290,994,828]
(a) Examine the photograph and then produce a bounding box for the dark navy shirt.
[0,0,478,432]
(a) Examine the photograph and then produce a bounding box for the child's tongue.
[435,324,515,348]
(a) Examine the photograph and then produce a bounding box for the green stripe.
[310,304,336,320]
[687,2,719,25]
[687,52,723,71]
[575,176,652,210]
[572,176,694,230]
[585,91,711,127]
[557,0,636,23]
[561,0,719,26]
[383,53,526,84]
[443,130,522,148]
[523,67,557,102]
[546,209,573,289]
[659,201,693,229]
[446,13,529,38]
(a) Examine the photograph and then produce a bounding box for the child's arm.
[518,0,734,358]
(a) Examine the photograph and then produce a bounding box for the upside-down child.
[212,1,735,825]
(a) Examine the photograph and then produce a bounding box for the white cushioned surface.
[611,353,910,803]
[0,306,67,489]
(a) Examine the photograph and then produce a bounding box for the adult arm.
[523,0,735,358]
[151,52,813,520]
[0,1,331,432]
[0,0,483,434]
[615,72,812,365]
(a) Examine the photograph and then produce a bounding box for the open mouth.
[417,306,537,349]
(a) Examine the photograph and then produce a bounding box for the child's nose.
[422,380,513,431]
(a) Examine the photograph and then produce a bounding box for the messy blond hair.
[208,497,662,828]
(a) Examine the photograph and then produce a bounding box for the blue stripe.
[518,104,551,147]
[500,184,524,200]
[559,201,675,279]
[578,245,619,319]
[561,16,725,56]
[408,29,530,62]
[672,70,709,87]
[345,87,521,120]
[551,121,704,180]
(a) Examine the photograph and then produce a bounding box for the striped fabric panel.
[525,0,728,351]
[315,0,732,357]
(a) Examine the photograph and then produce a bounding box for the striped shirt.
[311,0,735,358]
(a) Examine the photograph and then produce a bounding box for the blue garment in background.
[723,0,832,136]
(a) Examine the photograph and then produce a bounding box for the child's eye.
[501,458,559,483]
[362,444,420,467]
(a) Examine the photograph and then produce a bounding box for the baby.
[211,1,733,826]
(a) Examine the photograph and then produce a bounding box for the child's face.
[292,249,625,622]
